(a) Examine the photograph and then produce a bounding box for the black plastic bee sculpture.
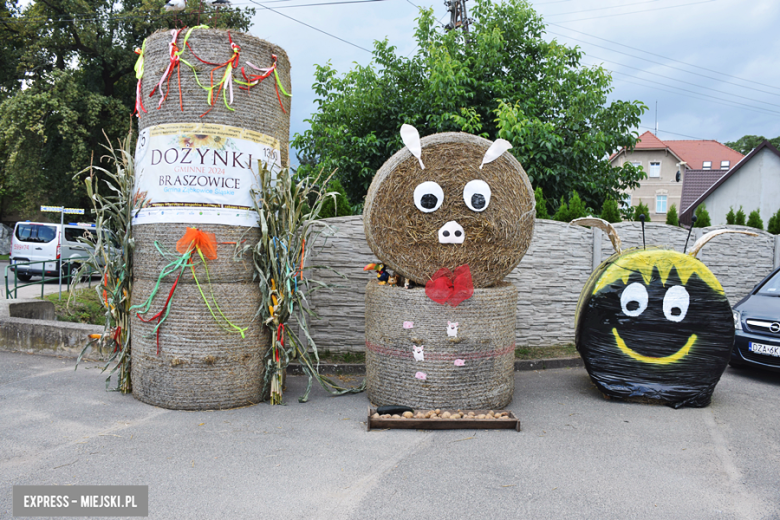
[572,218,757,408]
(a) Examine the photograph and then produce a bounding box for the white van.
[10,222,97,281]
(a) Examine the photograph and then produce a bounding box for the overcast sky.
[239,0,780,161]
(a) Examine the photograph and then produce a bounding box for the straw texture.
[363,132,535,288]
[365,281,517,409]
[131,28,289,408]
[139,28,291,165]
[131,278,268,410]
[133,223,258,283]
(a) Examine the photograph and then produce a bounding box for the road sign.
[40,206,85,215]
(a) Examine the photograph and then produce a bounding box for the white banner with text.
[132,123,282,227]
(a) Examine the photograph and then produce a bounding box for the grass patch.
[315,350,366,364]
[0,254,9,261]
[43,287,107,325]
[515,344,578,360]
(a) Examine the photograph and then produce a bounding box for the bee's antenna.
[639,214,646,250]
[684,214,697,254]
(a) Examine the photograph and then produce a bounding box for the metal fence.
[4,258,95,299]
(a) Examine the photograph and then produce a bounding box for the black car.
[731,267,780,373]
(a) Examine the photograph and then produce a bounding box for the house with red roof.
[610,131,744,222]
[679,140,780,226]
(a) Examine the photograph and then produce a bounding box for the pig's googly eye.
[413,181,444,213]
[463,180,491,212]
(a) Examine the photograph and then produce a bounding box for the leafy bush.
[318,178,353,219]
[693,204,711,227]
[767,209,780,235]
[553,191,589,222]
[665,204,679,226]
[534,186,550,219]
[735,206,746,226]
[632,201,650,222]
[746,209,763,230]
[600,198,621,223]
[726,207,736,225]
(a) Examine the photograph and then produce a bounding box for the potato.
[415,412,426,419]
[402,411,414,418]
[380,414,391,418]
[392,414,401,418]
[476,414,486,419]
[371,413,380,419]
[442,412,451,419]
[435,409,441,414]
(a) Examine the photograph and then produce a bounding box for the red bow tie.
[425,265,474,307]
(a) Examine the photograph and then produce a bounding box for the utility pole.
[444,0,471,37]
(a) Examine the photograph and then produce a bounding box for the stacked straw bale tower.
[131,28,291,410]
[363,128,535,409]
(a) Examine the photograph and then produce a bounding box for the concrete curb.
[287,356,584,375]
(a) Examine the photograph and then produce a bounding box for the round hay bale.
[131,28,288,408]
[365,281,517,409]
[575,248,734,408]
[363,132,535,288]
[139,28,291,165]
[131,278,269,410]
[133,223,257,284]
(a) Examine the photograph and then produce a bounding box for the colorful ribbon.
[149,28,185,110]
[238,54,292,113]
[187,31,241,116]
[133,40,147,116]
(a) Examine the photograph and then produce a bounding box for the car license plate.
[749,342,780,358]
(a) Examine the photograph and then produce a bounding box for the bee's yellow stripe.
[612,328,696,365]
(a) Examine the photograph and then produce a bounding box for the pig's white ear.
[401,124,425,170]
[480,139,512,169]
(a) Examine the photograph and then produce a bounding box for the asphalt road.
[1,351,779,519]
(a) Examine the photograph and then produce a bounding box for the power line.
[548,23,780,93]
[247,0,372,52]
[639,125,707,140]
[546,0,666,18]
[586,53,780,109]
[547,0,716,23]
[593,65,780,117]
[547,29,780,99]
[1,0,393,25]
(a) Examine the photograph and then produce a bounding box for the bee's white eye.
[663,285,690,322]
[463,180,491,212]
[413,181,444,213]
[620,282,648,317]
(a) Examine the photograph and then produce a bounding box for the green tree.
[724,135,780,155]
[665,204,679,226]
[633,201,650,222]
[553,191,589,222]
[694,204,711,228]
[746,209,763,230]
[726,207,736,225]
[318,178,353,219]
[534,186,549,219]
[292,0,646,209]
[0,0,254,219]
[735,206,746,226]
[767,209,780,235]
[600,198,621,223]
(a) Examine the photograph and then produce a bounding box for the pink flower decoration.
[403,321,414,329]
[454,359,465,366]
[415,372,427,381]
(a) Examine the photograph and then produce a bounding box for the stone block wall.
[303,216,778,353]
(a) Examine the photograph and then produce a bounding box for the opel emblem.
[771,322,780,333]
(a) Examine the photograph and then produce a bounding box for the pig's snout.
[438,221,465,244]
